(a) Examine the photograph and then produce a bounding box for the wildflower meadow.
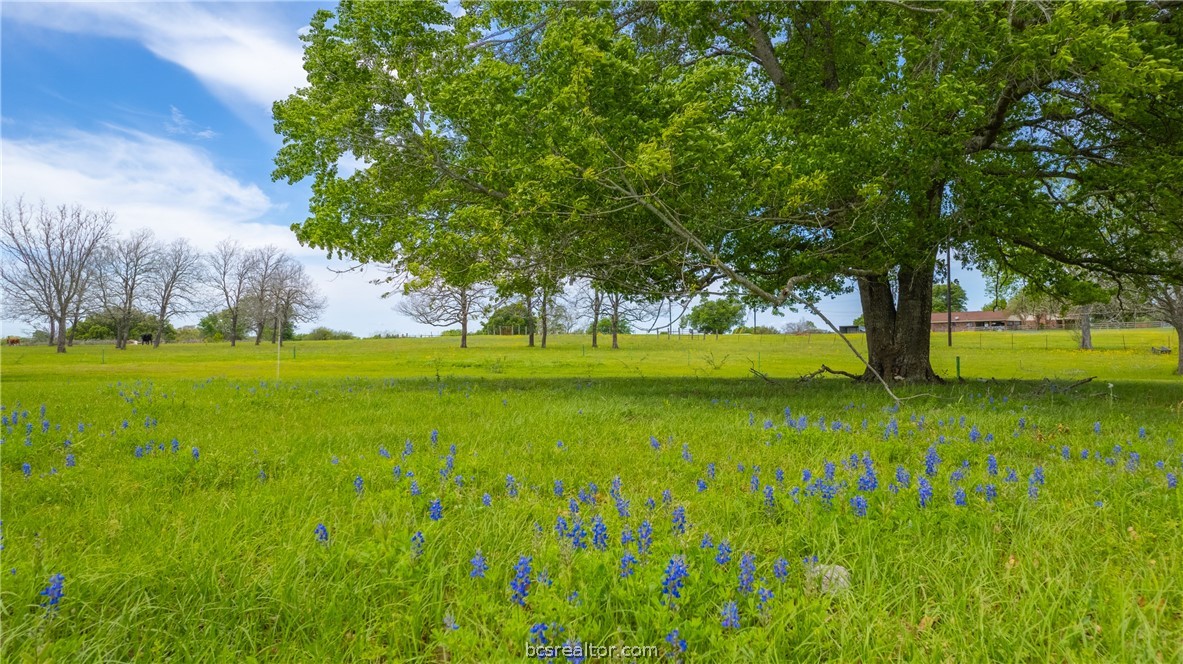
[2,331,1181,661]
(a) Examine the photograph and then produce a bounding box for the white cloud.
[3,2,307,116]
[165,106,217,140]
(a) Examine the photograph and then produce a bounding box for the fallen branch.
[800,364,863,382]
[750,367,777,384]
[1063,376,1096,391]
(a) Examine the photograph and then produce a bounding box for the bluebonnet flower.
[569,519,587,550]
[134,446,144,458]
[610,476,623,498]
[431,429,439,446]
[569,497,580,515]
[1156,460,1165,470]
[616,497,631,518]
[924,446,941,476]
[440,454,454,478]
[39,573,64,612]
[191,447,200,461]
[1138,427,1147,439]
[554,479,564,498]
[749,473,759,493]
[824,461,836,481]
[471,550,488,578]
[410,480,421,496]
[482,493,492,507]
[672,506,686,534]
[850,494,868,517]
[121,420,128,429]
[403,440,413,457]
[700,533,714,549]
[510,555,532,605]
[529,622,549,646]
[987,454,998,476]
[969,425,981,443]
[506,475,518,497]
[1004,468,1018,483]
[592,515,608,551]
[662,489,672,504]
[802,468,813,484]
[950,468,965,483]
[721,601,740,629]
[716,540,732,565]
[1166,473,1177,489]
[620,551,638,577]
[896,466,911,488]
[429,498,442,521]
[764,419,774,430]
[443,613,458,631]
[697,478,707,492]
[555,515,569,537]
[637,521,652,555]
[682,443,692,462]
[775,467,784,484]
[646,497,656,510]
[1061,446,1070,460]
[1018,417,1026,429]
[757,586,774,612]
[666,629,687,655]
[1027,483,1039,500]
[65,454,75,468]
[773,557,789,582]
[918,476,933,508]
[977,484,997,502]
[763,484,775,508]
[650,436,661,451]
[455,475,464,487]
[954,488,967,506]
[411,531,425,557]
[858,458,878,491]
[985,433,994,443]
[355,476,365,496]
[661,555,689,602]
[314,523,329,543]
[21,462,31,477]
[379,446,390,459]
[1031,466,1045,485]
[1094,421,1102,434]
[707,462,716,479]
[738,552,755,592]
[621,527,635,547]
[1095,500,1104,508]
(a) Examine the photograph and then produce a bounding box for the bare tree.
[0,199,113,352]
[246,245,285,345]
[96,228,158,349]
[270,257,326,345]
[396,277,491,348]
[206,239,253,346]
[146,238,205,347]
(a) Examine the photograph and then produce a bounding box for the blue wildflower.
[924,446,941,476]
[39,573,65,612]
[773,557,789,582]
[987,454,998,476]
[410,480,421,496]
[637,520,652,555]
[355,475,364,496]
[510,556,532,605]
[1004,468,1018,483]
[22,463,31,477]
[672,506,686,534]
[700,533,713,549]
[443,613,458,631]
[721,601,740,629]
[661,555,689,602]
[697,478,707,492]
[896,465,911,488]
[379,446,390,459]
[716,540,732,565]
[954,487,967,506]
[506,475,518,497]
[1094,421,1101,434]
[621,527,634,547]
[65,454,75,468]
[738,552,755,592]
[191,447,200,460]
[471,550,488,578]
[411,531,425,557]
[431,429,438,445]
[646,497,656,510]
[918,477,933,508]
[314,523,328,543]
[569,519,587,550]
[682,443,691,462]
[1168,473,1178,489]
[665,629,687,655]
[662,489,672,504]
[620,551,638,577]
[650,436,660,450]
[757,586,774,612]
[554,479,564,498]
[851,494,868,517]
[429,498,442,521]
[403,440,413,457]
[707,462,716,479]
[763,484,775,508]
[592,515,608,551]
[482,493,492,507]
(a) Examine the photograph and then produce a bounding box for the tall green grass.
[1,331,1180,661]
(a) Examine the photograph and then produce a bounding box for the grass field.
[2,330,1181,661]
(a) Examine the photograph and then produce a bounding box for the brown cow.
[5,337,19,346]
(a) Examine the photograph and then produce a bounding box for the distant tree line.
[1,198,325,352]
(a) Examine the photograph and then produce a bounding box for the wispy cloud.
[3,2,308,117]
[1,126,281,249]
[165,106,217,140]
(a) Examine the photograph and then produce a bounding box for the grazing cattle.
[141,333,153,345]
[5,337,19,346]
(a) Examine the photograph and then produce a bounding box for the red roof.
[930,311,1012,323]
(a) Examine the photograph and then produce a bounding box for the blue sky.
[1,2,985,337]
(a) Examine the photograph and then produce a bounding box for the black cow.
[141,333,153,345]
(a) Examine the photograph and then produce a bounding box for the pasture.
[2,330,1181,661]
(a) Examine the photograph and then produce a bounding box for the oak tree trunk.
[540,291,549,349]
[857,262,940,382]
[1079,306,1093,350]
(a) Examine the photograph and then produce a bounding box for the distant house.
[838,325,863,335]
[930,311,1031,332]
